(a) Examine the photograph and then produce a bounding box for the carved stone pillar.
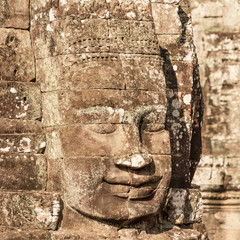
[191,1,240,239]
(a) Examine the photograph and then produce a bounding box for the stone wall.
[190,1,240,239]
[0,0,62,238]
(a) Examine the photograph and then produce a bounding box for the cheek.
[142,130,171,155]
[152,155,172,190]
[63,157,106,198]
[60,125,112,157]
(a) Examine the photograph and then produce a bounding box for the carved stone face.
[30,0,202,230]
[59,54,172,222]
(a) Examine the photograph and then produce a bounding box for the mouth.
[103,175,161,200]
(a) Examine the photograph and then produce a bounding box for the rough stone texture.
[0,0,52,238]
[0,192,61,230]
[0,0,29,29]
[190,0,240,239]
[0,28,35,82]
[0,0,206,239]
[0,153,46,190]
[164,188,203,225]
[50,228,202,240]
[0,228,51,240]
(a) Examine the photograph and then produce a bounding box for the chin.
[66,184,167,224]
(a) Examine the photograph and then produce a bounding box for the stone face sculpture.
[61,59,172,222]
[0,0,205,239]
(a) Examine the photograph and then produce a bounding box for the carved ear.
[152,1,202,188]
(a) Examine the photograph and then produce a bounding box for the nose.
[114,153,153,170]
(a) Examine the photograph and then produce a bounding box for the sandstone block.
[0,0,29,29]
[0,228,51,240]
[184,189,203,224]
[0,83,41,120]
[164,228,201,240]
[45,129,64,160]
[152,3,181,34]
[121,55,165,91]
[47,158,63,192]
[165,188,202,225]
[0,29,35,82]
[0,134,46,154]
[193,167,212,186]
[0,153,46,190]
[199,1,223,18]
[157,35,195,62]
[222,2,240,32]
[164,61,194,89]
[142,130,171,155]
[0,119,42,134]
[0,192,61,230]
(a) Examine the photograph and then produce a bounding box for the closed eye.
[142,123,165,133]
[89,124,117,134]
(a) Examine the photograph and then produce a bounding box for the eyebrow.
[76,105,167,123]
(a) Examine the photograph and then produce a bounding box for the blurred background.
[190,1,240,239]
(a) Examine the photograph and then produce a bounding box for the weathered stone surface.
[201,192,240,240]
[31,12,158,58]
[51,228,202,240]
[0,119,42,134]
[193,156,240,191]
[121,54,165,90]
[0,192,61,230]
[152,3,181,35]
[31,0,152,22]
[59,124,170,157]
[30,0,156,58]
[0,134,46,154]
[0,228,51,240]
[0,153,46,190]
[191,0,240,239]
[164,188,202,225]
[61,153,171,221]
[0,83,41,120]
[0,29,35,82]
[0,0,29,29]
[163,228,201,240]
[42,90,166,126]
[37,54,125,91]
[47,158,63,192]
[152,1,195,63]
[37,54,165,92]
[164,61,193,89]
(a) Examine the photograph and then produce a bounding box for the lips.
[103,173,161,200]
[104,167,162,186]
